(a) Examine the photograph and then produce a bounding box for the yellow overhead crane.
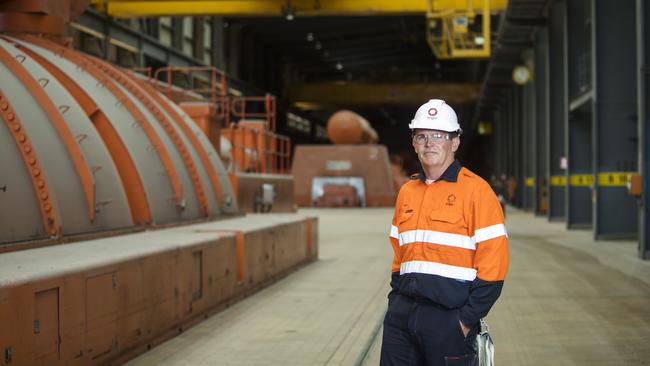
[91,0,507,59]
[427,0,497,59]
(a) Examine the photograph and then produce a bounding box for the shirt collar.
[418,159,461,183]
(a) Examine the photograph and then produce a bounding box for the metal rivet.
[44,203,51,212]
[7,112,14,121]
[1,102,8,111]
[24,144,31,153]
[32,168,40,176]
[40,192,48,200]
[13,123,20,132]
[37,179,44,188]
[18,134,26,143]
[29,157,36,166]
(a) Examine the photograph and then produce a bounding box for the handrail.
[153,66,228,120]
[223,124,290,174]
[230,94,276,131]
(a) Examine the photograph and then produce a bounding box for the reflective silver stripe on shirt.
[400,260,477,281]
[473,223,507,243]
[398,229,475,250]
[390,225,399,239]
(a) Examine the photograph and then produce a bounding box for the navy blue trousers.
[379,294,477,366]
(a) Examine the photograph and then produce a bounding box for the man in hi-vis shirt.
[380,99,509,366]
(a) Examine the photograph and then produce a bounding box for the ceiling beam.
[250,19,396,39]
[281,43,416,65]
[288,81,481,108]
[269,30,408,48]
[328,47,415,63]
[92,0,508,18]
[296,53,428,72]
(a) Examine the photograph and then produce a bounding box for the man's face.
[412,129,460,169]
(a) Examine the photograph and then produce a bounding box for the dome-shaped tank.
[0,34,237,245]
[326,110,378,145]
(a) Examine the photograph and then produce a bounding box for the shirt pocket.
[397,206,415,231]
[428,210,468,235]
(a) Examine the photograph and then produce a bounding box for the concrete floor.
[126,207,650,366]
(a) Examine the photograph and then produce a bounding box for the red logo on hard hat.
[428,108,438,117]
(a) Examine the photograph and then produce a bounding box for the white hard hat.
[409,99,462,134]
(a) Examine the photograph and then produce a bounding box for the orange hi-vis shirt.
[388,160,509,326]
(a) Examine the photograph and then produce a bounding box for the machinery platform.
[0,213,317,365]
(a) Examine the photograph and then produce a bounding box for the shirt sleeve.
[388,186,404,293]
[460,181,510,326]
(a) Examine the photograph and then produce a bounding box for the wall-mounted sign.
[326,160,352,171]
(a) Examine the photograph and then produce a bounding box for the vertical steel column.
[212,17,227,69]
[493,109,503,179]
[548,0,567,221]
[509,90,515,187]
[509,89,516,184]
[522,55,536,212]
[504,94,511,179]
[227,24,242,77]
[637,0,650,258]
[566,0,593,229]
[516,87,526,207]
[535,28,549,216]
[592,0,638,239]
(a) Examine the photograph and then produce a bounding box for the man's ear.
[451,136,461,153]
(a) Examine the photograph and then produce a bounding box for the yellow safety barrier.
[525,177,535,187]
[550,175,567,186]
[569,174,594,187]
[513,173,635,188]
[597,172,634,187]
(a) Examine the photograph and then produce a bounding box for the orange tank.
[326,110,378,144]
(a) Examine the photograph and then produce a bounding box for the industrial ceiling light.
[335,62,343,70]
[282,0,295,21]
[315,41,322,50]
[306,32,314,41]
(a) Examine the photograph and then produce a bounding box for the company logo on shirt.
[446,194,456,206]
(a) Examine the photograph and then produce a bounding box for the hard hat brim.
[408,122,463,135]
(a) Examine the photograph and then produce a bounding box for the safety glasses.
[412,132,452,145]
